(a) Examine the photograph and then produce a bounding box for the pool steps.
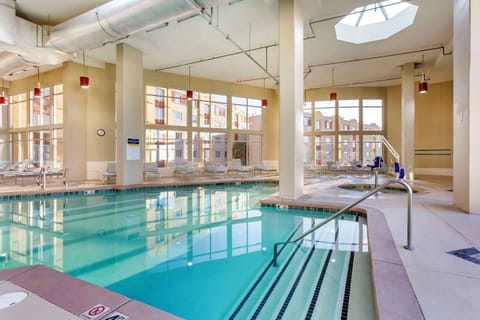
[229,215,361,319]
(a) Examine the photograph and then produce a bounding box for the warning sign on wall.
[80,304,111,320]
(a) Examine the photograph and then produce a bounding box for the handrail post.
[403,180,414,250]
[63,168,69,189]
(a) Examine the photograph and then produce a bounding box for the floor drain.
[447,247,480,265]
[0,291,29,310]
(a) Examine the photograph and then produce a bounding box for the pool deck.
[1,174,479,319]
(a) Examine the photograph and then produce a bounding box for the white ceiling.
[10,0,453,90]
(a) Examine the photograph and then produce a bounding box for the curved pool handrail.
[273,178,414,266]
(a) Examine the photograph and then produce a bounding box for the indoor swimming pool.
[0,183,374,319]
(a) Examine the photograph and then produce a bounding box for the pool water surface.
[0,183,374,319]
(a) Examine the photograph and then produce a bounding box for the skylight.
[335,0,418,44]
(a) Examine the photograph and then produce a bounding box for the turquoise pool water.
[0,183,373,319]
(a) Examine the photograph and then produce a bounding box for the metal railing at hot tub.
[273,179,414,266]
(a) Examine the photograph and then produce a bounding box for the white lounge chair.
[103,162,116,183]
[325,161,347,177]
[204,161,228,175]
[254,161,277,175]
[174,160,202,176]
[229,159,253,176]
[144,162,161,180]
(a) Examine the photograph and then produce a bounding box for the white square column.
[401,62,415,181]
[278,0,304,199]
[453,0,480,213]
[116,43,144,185]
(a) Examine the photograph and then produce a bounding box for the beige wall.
[386,85,402,166]
[86,63,116,162]
[387,81,453,174]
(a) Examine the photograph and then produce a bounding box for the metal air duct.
[0,0,16,46]
[46,0,227,53]
[0,51,35,77]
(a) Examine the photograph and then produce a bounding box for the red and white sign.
[80,304,111,320]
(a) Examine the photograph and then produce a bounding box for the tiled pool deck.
[1,173,479,319]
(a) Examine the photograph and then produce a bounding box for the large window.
[9,93,28,129]
[145,129,187,167]
[338,99,359,131]
[338,134,359,165]
[363,99,383,131]
[305,98,384,165]
[192,93,227,129]
[8,85,63,165]
[363,134,383,162]
[315,135,335,165]
[193,132,227,164]
[145,86,187,126]
[31,87,51,126]
[304,102,312,132]
[232,96,262,131]
[232,134,262,166]
[145,88,265,168]
[314,100,335,131]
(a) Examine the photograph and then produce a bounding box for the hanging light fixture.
[330,68,337,101]
[418,55,428,94]
[80,50,90,89]
[186,65,193,100]
[0,78,7,106]
[33,66,42,98]
[418,76,428,94]
[261,78,267,108]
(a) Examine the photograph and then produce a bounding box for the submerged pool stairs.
[228,215,367,320]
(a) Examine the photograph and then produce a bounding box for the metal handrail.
[63,168,69,189]
[381,136,400,164]
[273,179,413,266]
[38,167,46,190]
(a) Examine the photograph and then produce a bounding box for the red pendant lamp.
[330,68,337,101]
[80,50,90,89]
[33,66,42,98]
[261,78,267,108]
[418,55,428,94]
[186,65,193,100]
[0,78,7,106]
[418,80,428,94]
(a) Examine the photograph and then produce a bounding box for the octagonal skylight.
[335,0,418,44]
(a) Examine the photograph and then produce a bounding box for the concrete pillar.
[278,0,304,199]
[453,0,480,213]
[401,62,415,180]
[116,43,144,185]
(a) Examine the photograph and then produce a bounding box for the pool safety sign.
[126,137,140,160]
[80,304,111,319]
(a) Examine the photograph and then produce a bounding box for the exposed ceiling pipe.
[156,43,278,71]
[308,45,451,69]
[193,1,279,85]
[0,52,35,78]
[45,0,229,53]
